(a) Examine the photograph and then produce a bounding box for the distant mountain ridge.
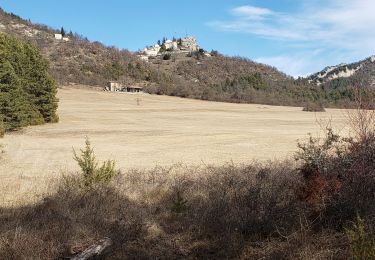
[307,55,375,87]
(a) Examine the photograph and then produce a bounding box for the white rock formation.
[143,44,161,57]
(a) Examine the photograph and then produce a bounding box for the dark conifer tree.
[0,33,58,133]
[60,27,65,37]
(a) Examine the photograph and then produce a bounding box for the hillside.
[0,8,316,105]
[307,55,375,88]
[0,8,164,87]
[2,7,371,108]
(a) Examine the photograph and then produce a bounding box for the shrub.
[302,102,326,112]
[345,87,375,141]
[72,137,117,189]
[210,50,219,56]
[295,101,375,228]
[295,128,342,175]
[162,53,171,60]
[170,191,187,214]
[346,216,375,260]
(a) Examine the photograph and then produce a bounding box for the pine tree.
[0,32,58,134]
[60,27,65,37]
[0,61,37,130]
[20,43,58,123]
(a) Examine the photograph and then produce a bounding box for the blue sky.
[1,0,374,77]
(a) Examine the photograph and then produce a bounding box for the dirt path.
[0,86,349,204]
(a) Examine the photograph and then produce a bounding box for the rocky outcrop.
[140,36,200,60]
[307,55,375,85]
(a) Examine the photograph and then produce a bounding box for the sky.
[1,0,375,77]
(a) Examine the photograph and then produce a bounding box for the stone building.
[181,36,198,51]
[54,33,62,40]
[143,44,161,57]
[54,33,69,41]
[164,39,178,50]
[107,81,122,92]
[105,81,143,93]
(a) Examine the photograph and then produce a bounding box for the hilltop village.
[138,36,211,62]
[105,36,213,93]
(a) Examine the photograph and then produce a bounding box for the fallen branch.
[71,237,112,260]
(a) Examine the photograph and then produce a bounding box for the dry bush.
[345,216,375,259]
[0,162,311,259]
[294,87,375,232]
[0,158,369,259]
[302,102,326,112]
[0,183,144,259]
[346,87,375,141]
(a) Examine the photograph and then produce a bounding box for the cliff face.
[307,56,375,88]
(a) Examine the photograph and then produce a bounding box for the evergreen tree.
[60,27,65,37]
[0,60,29,130]
[0,33,58,133]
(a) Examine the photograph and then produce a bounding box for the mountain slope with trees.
[1,7,374,108]
[307,56,375,89]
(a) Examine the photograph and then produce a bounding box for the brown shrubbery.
[302,102,326,112]
[2,132,375,258]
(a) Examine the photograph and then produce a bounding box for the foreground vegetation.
[1,103,375,259]
[0,32,58,134]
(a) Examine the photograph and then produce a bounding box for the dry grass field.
[0,86,349,205]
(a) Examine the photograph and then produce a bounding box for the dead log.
[71,237,112,260]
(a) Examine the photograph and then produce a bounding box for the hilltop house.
[181,36,198,51]
[54,33,69,41]
[164,39,178,50]
[54,33,62,40]
[138,36,200,61]
[143,44,161,57]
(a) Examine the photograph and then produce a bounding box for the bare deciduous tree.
[346,87,375,141]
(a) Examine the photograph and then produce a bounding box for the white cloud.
[231,6,273,20]
[255,49,327,77]
[211,1,375,45]
[208,0,375,76]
